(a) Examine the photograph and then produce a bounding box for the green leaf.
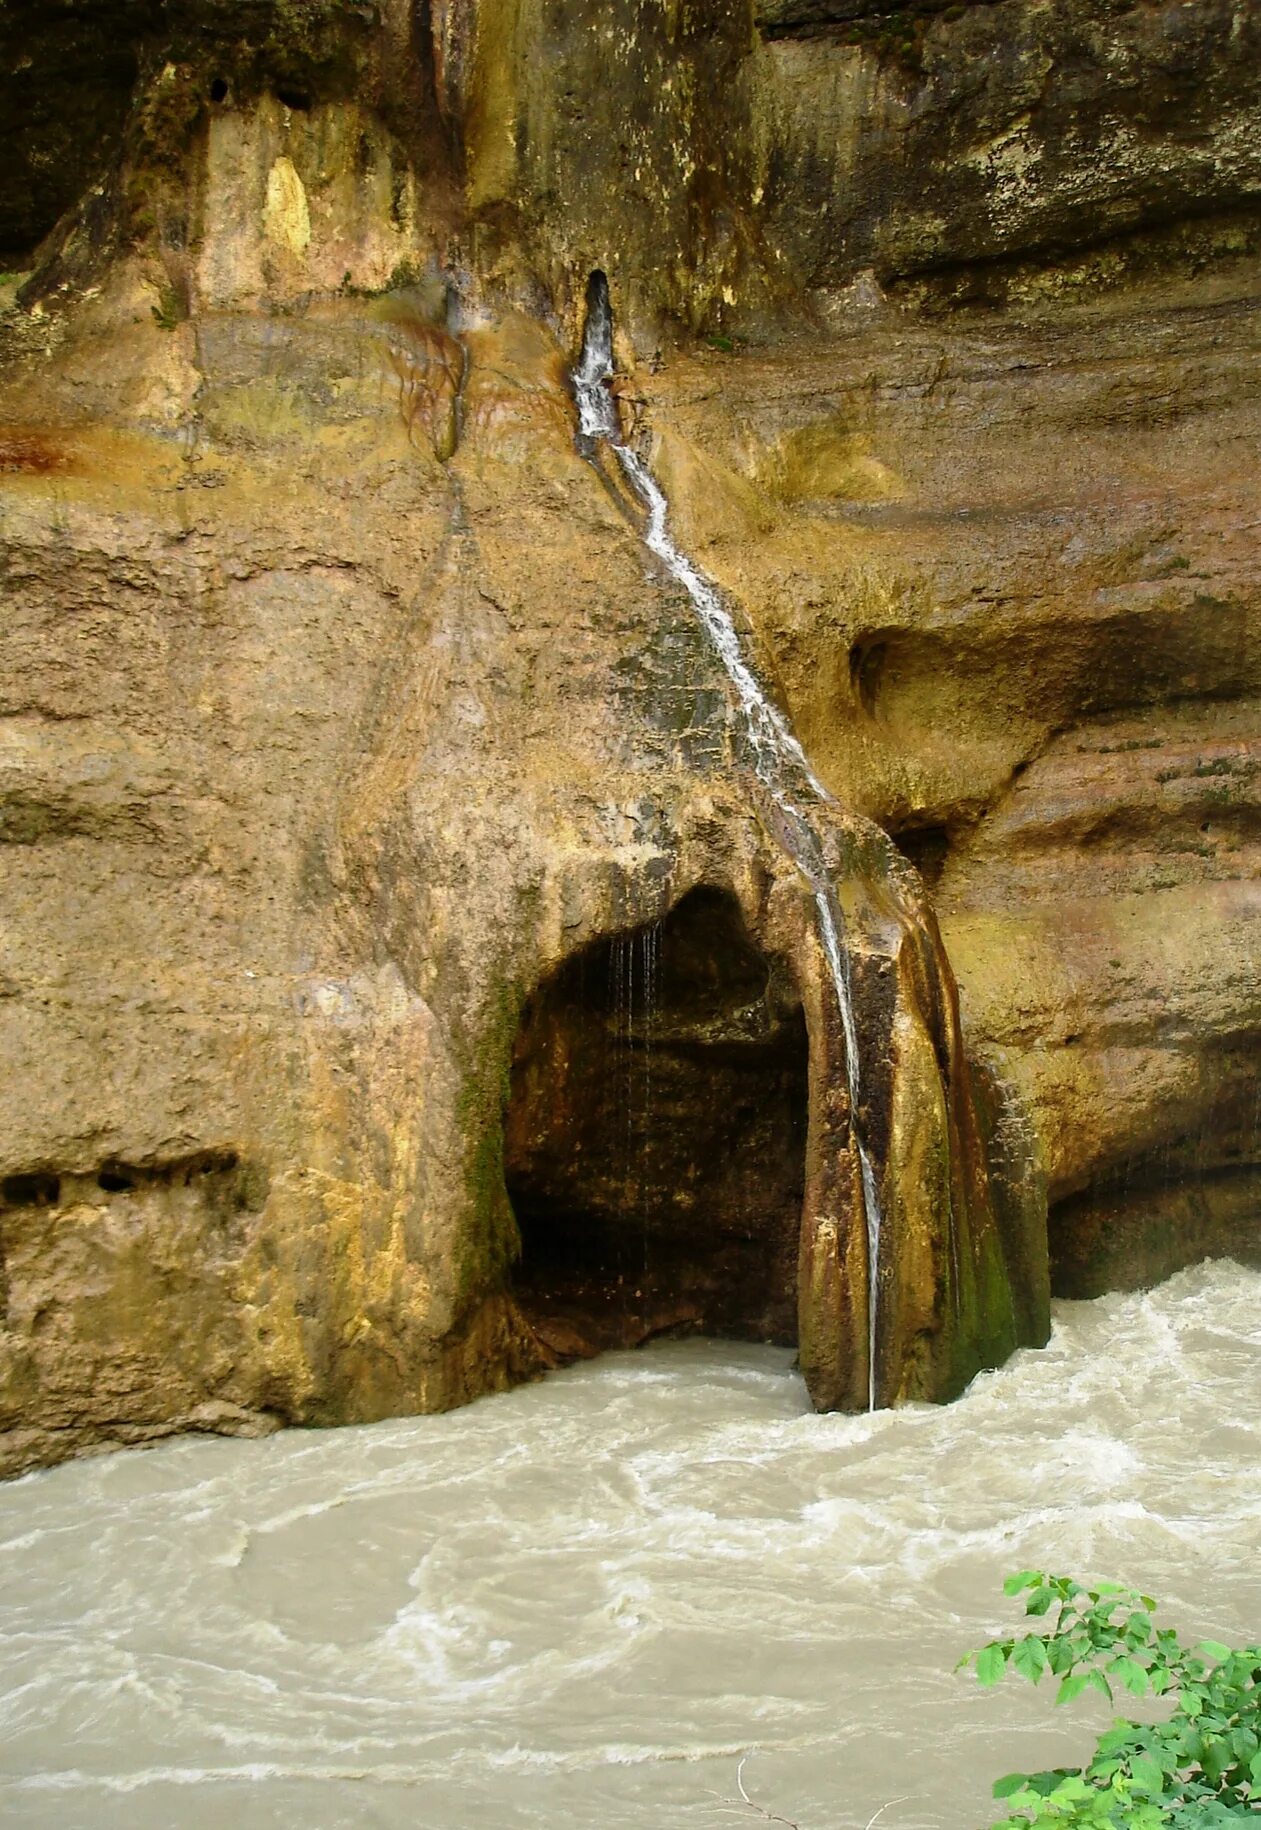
[1201,1739,1231,1784]
[967,1572,1261,1830]
[1108,1655,1149,1697]
[1012,1636,1051,1684]
[1129,1754,1166,1796]
[1229,1725,1258,1763]
[1027,1770,1074,1797]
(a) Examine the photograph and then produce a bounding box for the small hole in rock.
[586,268,610,314]
[98,1168,136,1194]
[276,85,311,111]
[849,636,887,717]
[2,1171,60,1207]
[890,822,950,891]
[210,77,229,103]
[186,1149,239,1180]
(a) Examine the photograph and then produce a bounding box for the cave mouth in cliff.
[505,887,808,1361]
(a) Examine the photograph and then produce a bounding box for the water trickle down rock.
[566,271,1047,1408]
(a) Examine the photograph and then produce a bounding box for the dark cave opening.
[0,1172,60,1208]
[504,887,808,1359]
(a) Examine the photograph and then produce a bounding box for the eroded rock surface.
[0,0,1256,1473]
[643,280,1261,1303]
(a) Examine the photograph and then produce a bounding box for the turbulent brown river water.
[2,1261,1259,1830]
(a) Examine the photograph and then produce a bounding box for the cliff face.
[0,0,1256,1473]
[644,290,1261,1298]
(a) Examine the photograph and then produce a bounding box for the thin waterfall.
[572,272,886,1409]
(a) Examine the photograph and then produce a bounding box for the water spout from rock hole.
[573,272,885,1409]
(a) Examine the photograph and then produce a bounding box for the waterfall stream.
[572,274,885,1407]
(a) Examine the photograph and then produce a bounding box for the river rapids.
[1,1260,1258,1829]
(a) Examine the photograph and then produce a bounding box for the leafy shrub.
[961,1572,1261,1828]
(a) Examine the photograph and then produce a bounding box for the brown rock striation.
[0,0,1256,1473]
[641,279,1261,1303]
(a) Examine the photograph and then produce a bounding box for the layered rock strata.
[0,0,1256,1473]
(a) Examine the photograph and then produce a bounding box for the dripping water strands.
[573,271,885,1410]
[605,919,661,1328]
[640,918,659,1300]
[605,931,624,1316]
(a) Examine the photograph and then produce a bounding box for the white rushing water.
[2,1261,1259,1830]
[573,275,885,1406]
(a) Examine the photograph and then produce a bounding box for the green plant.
[961,1572,1261,1828]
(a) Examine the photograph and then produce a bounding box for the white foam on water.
[0,1262,1258,1830]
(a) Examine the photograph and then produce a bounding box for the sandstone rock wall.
[639,277,1261,1298]
[0,0,1255,1472]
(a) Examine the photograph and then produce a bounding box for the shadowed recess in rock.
[505,888,807,1361]
[0,1147,265,1213]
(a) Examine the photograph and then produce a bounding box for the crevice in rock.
[891,207,1261,313]
[841,596,1259,754]
[1050,1160,1261,1300]
[888,820,951,891]
[0,1149,267,1214]
[504,887,807,1362]
[0,1171,60,1209]
[849,631,890,718]
[757,0,1000,28]
[95,1148,246,1195]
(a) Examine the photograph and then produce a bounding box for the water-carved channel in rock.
[506,888,807,1358]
